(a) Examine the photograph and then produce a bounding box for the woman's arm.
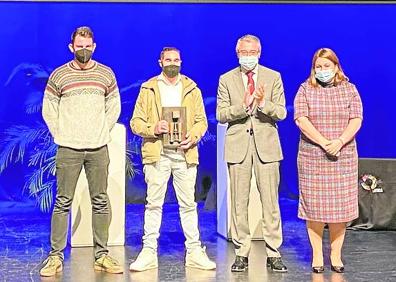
[295,116,330,149]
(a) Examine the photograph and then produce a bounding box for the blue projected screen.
[0,2,394,210]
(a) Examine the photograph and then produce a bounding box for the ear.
[68,43,74,54]
[158,59,163,68]
[92,43,97,53]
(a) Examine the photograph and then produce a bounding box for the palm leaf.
[25,102,43,115]
[24,158,56,212]
[0,123,49,173]
[198,131,216,147]
[24,157,55,195]
[24,158,54,196]
[24,167,44,196]
[36,180,55,212]
[28,142,57,168]
[25,90,44,114]
[126,152,140,179]
[125,136,141,179]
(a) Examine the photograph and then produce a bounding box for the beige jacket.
[217,65,287,163]
[131,75,207,164]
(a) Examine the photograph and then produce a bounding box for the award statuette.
[162,107,187,149]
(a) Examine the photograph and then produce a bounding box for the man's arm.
[295,116,330,149]
[257,74,287,121]
[216,76,249,124]
[105,74,121,130]
[188,88,208,144]
[130,87,158,138]
[42,77,60,138]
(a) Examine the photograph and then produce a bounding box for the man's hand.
[254,85,265,107]
[154,120,169,135]
[179,132,195,150]
[243,88,255,110]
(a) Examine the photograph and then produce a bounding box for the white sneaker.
[129,248,158,272]
[185,246,216,270]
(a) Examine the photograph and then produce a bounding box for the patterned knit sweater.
[42,60,121,149]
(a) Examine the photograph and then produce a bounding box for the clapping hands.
[243,84,266,112]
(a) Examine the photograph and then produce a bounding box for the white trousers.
[142,152,201,252]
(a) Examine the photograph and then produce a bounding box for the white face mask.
[315,69,336,83]
[239,56,258,71]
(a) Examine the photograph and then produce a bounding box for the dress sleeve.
[349,85,363,120]
[294,84,309,120]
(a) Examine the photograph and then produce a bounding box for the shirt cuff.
[257,101,266,112]
[243,104,250,113]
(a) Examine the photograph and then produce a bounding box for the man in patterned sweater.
[40,26,122,276]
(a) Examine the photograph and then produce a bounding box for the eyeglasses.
[238,50,260,56]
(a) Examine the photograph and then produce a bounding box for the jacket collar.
[232,64,266,93]
[141,74,197,118]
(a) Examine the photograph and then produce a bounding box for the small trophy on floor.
[162,107,187,149]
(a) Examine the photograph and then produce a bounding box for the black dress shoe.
[266,257,288,273]
[312,266,325,273]
[331,265,344,273]
[231,256,248,272]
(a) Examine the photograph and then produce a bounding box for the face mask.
[163,65,180,78]
[239,56,258,71]
[315,69,335,83]
[74,48,93,64]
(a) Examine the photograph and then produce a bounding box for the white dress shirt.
[157,73,182,107]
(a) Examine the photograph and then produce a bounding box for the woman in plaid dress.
[294,48,363,273]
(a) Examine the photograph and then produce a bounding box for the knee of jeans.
[91,194,109,213]
[53,196,73,213]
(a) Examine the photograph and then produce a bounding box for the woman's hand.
[324,139,344,156]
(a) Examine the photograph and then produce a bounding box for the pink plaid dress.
[294,81,363,223]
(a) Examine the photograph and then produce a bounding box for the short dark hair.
[71,26,94,44]
[160,47,180,59]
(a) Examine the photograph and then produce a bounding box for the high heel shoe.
[331,265,344,273]
[312,266,325,273]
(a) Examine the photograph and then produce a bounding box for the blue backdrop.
[0,2,395,211]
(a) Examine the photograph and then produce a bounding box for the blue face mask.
[315,69,335,83]
[239,56,258,71]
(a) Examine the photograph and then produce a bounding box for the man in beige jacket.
[130,47,216,272]
[217,35,287,273]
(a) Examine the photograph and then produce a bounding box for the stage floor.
[1,199,396,281]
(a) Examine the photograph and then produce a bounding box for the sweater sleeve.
[105,71,121,130]
[42,76,60,138]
